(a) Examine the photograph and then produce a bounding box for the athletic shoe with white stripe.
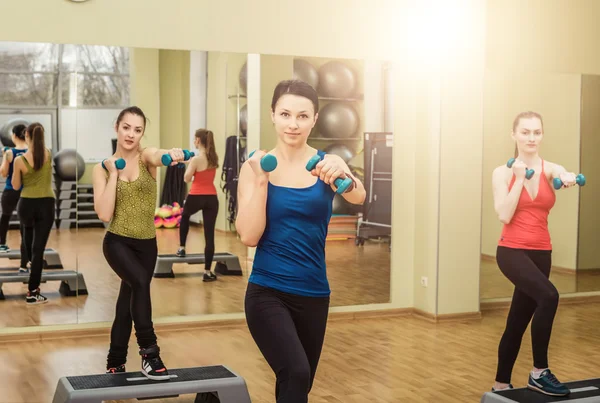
[527,369,570,396]
[139,345,170,381]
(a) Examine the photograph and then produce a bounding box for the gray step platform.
[2,247,63,269]
[154,252,242,278]
[0,270,88,300]
[52,365,251,403]
[481,378,600,402]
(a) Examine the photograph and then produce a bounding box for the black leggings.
[179,194,218,271]
[17,197,55,291]
[103,231,159,368]
[0,188,21,245]
[245,282,330,403]
[495,246,559,383]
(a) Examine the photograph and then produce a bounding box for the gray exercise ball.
[316,102,359,139]
[317,61,357,98]
[293,59,319,90]
[53,149,85,181]
[332,194,352,215]
[324,143,354,163]
[0,118,30,147]
[239,61,247,94]
[239,104,248,136]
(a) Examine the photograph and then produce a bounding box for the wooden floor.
[480,257,600,300]
[2,302,600,402]
[0,226,391,328]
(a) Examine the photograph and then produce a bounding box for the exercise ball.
[239,61,247,94]
[53,149,85,181]
[324,143,354,163]
[317,61,357,98]
[316,102,359,139]
[293,59,319,90]
[332,194,352,215]
[0,118,30,147]
[239,104,248,136]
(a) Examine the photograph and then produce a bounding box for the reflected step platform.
[0,270,88,300]
[480,378,600,402]
[52,365,251,403]
[1,247,63,269]
[154,252,242,278]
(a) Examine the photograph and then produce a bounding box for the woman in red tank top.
[177,129,219,282]
[490,111,579,396]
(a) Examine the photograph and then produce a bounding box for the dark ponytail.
[26,123,45,170]
[196,129,219,169]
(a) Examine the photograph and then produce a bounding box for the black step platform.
[1,247,63,269]
[480,378,600,402]
[52,365,251,403]
[154,252,243,278]
[0,270,88,300]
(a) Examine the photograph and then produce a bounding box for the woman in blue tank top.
[236,79,366,402]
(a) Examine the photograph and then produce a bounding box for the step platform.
[480,378,600,402]
[0,270,88,300]
[154,252,242,278]
[1,247,63,269]
[52,365,251,403]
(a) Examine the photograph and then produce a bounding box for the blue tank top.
[5,148,27,190]
[250,151,336,297]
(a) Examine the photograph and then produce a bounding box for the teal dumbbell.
[553,174,586,190]
[102,158,126,170]
[305,154,353,194]
[507,158,534,180]
[249,150,278,172]
[161,149,195,166]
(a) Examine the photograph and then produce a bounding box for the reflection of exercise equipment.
[317,61,357,98]
[356,132,392,247]
[239,104,247,136]
[0,270,88,300]
[153,252,243,278]
[239,61,247,94]
[3,247,64,269]
[0,118,29,148]
[324,143,354,163]
[316,102,359,139]
[480,378,600,402]
[53,149,85,181]
[293,59,319,90]
[52,365,251,403]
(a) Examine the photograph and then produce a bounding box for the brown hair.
[271,79,319,114]
[26,123,45,170]
[116,106,147,133]
[196,129,219,168]
[512,111,544,157]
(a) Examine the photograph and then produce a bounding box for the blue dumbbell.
[102,158,126,170]
[161,149,195,166]
[507,158,534,180]
[553,174,586,190]
[305,154,353,194]
[249,150,278,172]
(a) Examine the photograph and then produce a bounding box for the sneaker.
[140,345,170,381]
[528,369,570,396]
[106,364,126,374]
[203,272,217,282]
[26,288,48,305]
[492,384,513,392]
[0,245,9,253]
[18,266,29,274]
[176,248,186,257]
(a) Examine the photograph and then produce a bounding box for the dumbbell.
[507,158,535,180]
[553,174,586,190]
[305,154,353,194]
[161,149,195,166]
[248,150,278,172]
[102,158,126,170]
[2,147,9,152]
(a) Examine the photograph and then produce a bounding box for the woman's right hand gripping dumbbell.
[248,150,278,180]
[507,158,534,180]
[102,157,126,175]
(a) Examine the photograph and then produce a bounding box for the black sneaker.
[26,288,48,305]
[176,248,186,257]
[203,272,217,282]
[106,364,126,374]
[528,369,570,396]
[0,245,9,253]
[492,384,514,392]
[140,345,170,381]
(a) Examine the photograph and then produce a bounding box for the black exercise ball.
[332,193,352,215]
[53,149,85,181]
[293,59,319,90]
[317,61,357,98]
[239,61,247,94]
[0,118,30,147]
[239,104,248,136]
[316,102,359,139]
[324,143,354,163]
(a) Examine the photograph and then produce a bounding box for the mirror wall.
[480,68,600,301]
[0,41,394,330]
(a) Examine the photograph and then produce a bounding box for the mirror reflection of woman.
[491,111,578,397]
